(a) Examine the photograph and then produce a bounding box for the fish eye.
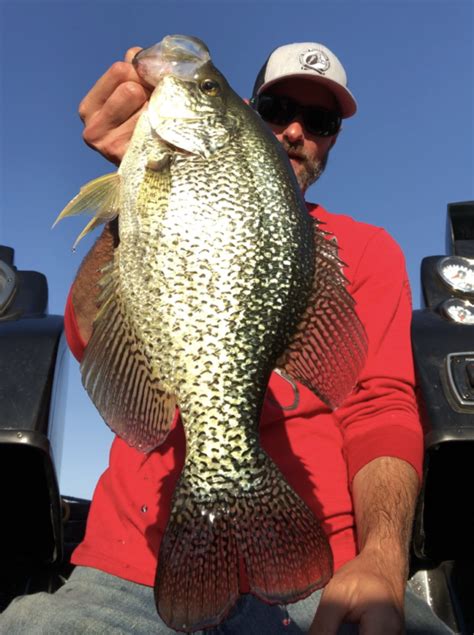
[200,79,220,96]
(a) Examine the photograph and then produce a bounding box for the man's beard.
[299,151,328,191]
[282,142,329,192]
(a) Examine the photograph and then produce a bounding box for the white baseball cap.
[252,42,357,118]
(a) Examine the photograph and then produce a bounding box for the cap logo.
[299,48,330,75]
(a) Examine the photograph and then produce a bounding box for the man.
[0,42,453,634]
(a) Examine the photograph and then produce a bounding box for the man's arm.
[310,456,419,634]
[352,456,418,595]
[71,47,151,339]
[309,226,422,634]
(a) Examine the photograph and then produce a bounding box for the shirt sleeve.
[64,288,86,363]
[334,228,424,485]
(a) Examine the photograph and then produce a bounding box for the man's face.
[261,78,340,192]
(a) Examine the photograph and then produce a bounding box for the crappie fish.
[57,35,367,632]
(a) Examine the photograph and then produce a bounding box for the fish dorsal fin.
[81,257,176,452]
[278,219,368,409]
[53,173,120,248]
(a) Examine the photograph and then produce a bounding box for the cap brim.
[257,74,357,119]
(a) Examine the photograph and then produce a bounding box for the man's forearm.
[310,456,420,632]
[352,456,419,586]
[71,221,118,344]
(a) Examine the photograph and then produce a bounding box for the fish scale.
[56,34,367,632]
[125,144,309,399]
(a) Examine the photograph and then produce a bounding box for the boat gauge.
[436,256,474,295]
[440,298,474,325]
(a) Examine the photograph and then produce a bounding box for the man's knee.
[0,592,59,634]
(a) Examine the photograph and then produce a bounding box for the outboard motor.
[0,246,68,608]
[410,202,474,634]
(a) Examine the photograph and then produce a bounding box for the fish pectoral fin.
[278,218,368,409]
[53,172,121,248]
[81,256,176,452]
[146,149,171,172]
[155,455,332,631]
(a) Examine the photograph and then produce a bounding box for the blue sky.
[1,0,473,499]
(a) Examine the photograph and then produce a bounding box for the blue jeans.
[0,566,453,634]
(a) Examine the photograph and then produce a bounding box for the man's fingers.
[309,593,347,635]
[82,81,150,159]
[95,81,150,130]
[79,60,145,123]
[311,594,403,635]
[359,604,403,635]
[124,46,142,64]
[83,106,146,165]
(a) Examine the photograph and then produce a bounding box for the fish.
[56,34,367,632]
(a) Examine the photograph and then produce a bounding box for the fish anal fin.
[279,219,368,409]
[155,454,332,631]
[53,172,121,246]
[81,256,176,452]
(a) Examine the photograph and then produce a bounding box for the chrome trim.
[0,260,16,314]
[445,351,474,407]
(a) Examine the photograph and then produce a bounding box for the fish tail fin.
[155,477,240,632]
[237,455,333,604]
[155,454,332,631]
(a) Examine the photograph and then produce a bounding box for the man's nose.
[283,118,305,144]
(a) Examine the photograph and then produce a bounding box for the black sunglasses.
[251,94,342,138]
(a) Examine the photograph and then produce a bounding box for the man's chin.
[289,159,306,185]
[299,159,327,192]
[294,165,314,192]
[285,152,328,192]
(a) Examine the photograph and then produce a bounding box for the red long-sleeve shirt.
[66,203,423,585]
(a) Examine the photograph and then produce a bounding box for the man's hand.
[309,547,405,634]
[79,47,152,165]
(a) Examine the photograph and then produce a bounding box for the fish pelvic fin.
[155,453,332,631]
[53,172,120,249]
[81,256,176,452]
[279,218,368,409]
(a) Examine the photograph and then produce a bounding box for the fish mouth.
[159,35,210,62]
[133,35,210,87]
